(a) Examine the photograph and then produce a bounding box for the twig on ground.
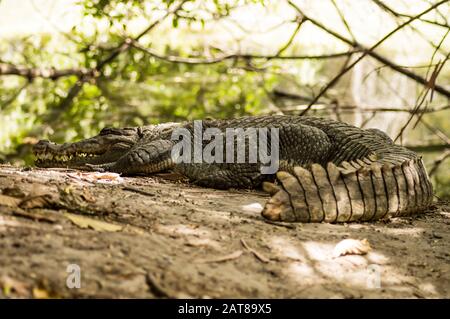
[240,239,270,263]
[145,273,174,298]
[196,250,243,263]
[264,220,297,230]
[122,186,156,197]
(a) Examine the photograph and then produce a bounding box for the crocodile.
[33,115,434,223]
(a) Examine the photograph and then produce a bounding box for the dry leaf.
[333,238,372,258]
[185,238,221,250]
[68,172,123,184]
[241,203,263,213]
[19,195,51,209]
[92,172,121,181]
[1,276,29,297]
[64,185,74,194]
[81,189,96,203]
[241,239,270,263]
[2,186,26,198]
[0,194,21,207]
[64,212,123,232]
[32,287,50,299]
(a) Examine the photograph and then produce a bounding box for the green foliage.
[0,0,278,157]
[434,173,450,200]
[0,0,448,197]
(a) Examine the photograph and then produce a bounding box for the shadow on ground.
[0,165,448,298]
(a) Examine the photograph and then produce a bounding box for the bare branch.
[49,0,189,122]
[130,41,360,64]
[372,0,448,56]
[1,82,29,110]
[277,103,450,114]
[330,0,356,42]
[372,0,450,29]
[274,17,304,56]
[0,63,90,80]
[395,51,449,142]
[286,0,450,115]
[429,150,450,176]
[406,144,450,153]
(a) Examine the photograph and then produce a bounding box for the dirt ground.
[0,164,448,298]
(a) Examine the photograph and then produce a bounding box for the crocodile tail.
[261,158,433,223]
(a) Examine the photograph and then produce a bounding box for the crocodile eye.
[111,142,134,150]
[100,127,114,135]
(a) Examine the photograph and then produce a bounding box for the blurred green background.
[0,0,448,197]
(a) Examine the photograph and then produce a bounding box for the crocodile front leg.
[88,139,176,175]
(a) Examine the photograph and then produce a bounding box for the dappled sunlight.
[0,0,448,299]
[268,236,307,262]
[240,202,263,214]
[374,226,426,238]
[154,223,223,250]
[287,262,324,286]
[301,241,335,261]
[268,235,440,296]
[191,206,251,223]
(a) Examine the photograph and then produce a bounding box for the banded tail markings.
[415,158,433,207]
[311,164,337,223]
[261,182,295,222]
[326,162,352,223]
[262,181,280,195]
[261,157,433,223]
[381,164,399,219]
[409,160,424,208]
[340,161,358,175]
[402,160,417,215]
[356,159,368,168]
[341,170,365,221]
[293,166,324,222]
[370,164,389,221]
[392,164,410,216]
[414,159,428,206]
[357,168,377,221]
[418,158,433,206]
[276,171,309,222]
[348,160,362,170]
[416,159,430,203]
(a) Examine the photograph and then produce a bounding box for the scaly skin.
[33,115,434,223]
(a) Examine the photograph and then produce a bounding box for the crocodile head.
[33,127,140,170]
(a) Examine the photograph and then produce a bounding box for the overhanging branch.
[287,0,450,116]
[0,63,90,80]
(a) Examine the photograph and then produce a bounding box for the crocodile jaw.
[33,127,139,170]
[34,148,113,169]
